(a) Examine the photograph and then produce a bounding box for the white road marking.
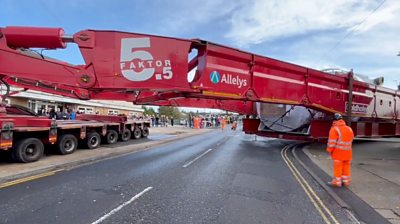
[182,148,214,168]
[91,186,153,224]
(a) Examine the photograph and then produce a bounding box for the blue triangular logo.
[210,71,220,84]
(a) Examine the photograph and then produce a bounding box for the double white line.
[281,146,339,224]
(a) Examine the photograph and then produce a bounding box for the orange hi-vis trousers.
[333,160,351,185]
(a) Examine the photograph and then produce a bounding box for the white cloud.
[226,0,399,47]
[220,0,400,89]
[155,0,241,35]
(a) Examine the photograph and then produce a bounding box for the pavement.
[0,126,212,183]
[0,128,357,224]
[304,140,400,224]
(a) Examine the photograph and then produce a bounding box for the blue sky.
[2,0,400,90]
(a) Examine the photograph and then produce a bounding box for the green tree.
[158,106,181,118]
[142,105,156,116]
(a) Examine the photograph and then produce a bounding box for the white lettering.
[219,73,248,88]
[120,62,126,70]
[345,102,368,114]
[221,74,227,83]
[120,37,174,81]
[163,67,173,79]
[138,61,145,68]
[120,38,154,81]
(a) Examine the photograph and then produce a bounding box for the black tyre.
[57,134,78,155]
[119,129,131,142]
[86,132,101,149]
[103,130,118,144]
[132,128,142,139]
[141,127,149,138]
[13,138,44,163]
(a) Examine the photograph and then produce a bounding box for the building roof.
[3,87,144,112]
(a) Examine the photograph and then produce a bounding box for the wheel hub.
[25,144,36,155]
[91,137,97,145]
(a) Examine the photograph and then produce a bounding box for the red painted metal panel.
[396,123,400,135]
[378,123,396,136]
[365,123,380,137]
[3,26,66,49]
[242,119,260,134]
[310,120,331,138]
[150,98,255,115]
[352,122,366,137]
[77,114,128,123]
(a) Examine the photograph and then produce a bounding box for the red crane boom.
[1,26,399,140]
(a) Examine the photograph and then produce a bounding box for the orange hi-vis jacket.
[326,120,354,161]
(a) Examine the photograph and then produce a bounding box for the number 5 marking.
[120,38,155,81]
[163,67,173,80]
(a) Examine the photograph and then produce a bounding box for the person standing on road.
[155,115,160,127]
[327,113,354,187]
[231,120,237,131]
[221,117,226,130]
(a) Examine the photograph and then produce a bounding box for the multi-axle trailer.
[0,104,150,163]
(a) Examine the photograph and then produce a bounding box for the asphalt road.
[0,128,357,224]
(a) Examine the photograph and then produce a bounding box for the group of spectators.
[38,108,76,120]
[150,114,238,129]
[150,115,174,127]
[186,114,237,129]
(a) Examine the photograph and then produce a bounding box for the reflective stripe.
[342,180,350,182]
[337,141,352,145]
[328,137,337,148]
[335,145,351,150]
[335,177,342,180]
[333,126,353,151]
[341,176,350,178]
[335,127,342,142]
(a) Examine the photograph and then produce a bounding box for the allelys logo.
[120,37,173,81]
[210,71,221,84]
[209,70,247,88]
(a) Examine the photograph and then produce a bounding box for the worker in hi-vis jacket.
[326,113,354,187]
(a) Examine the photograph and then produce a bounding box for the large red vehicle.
[0,26,399,150]
[0,103,150,162]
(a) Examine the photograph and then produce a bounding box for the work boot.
[328,178,342,187]
[342,180,351,187]
[342,176,351,187]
